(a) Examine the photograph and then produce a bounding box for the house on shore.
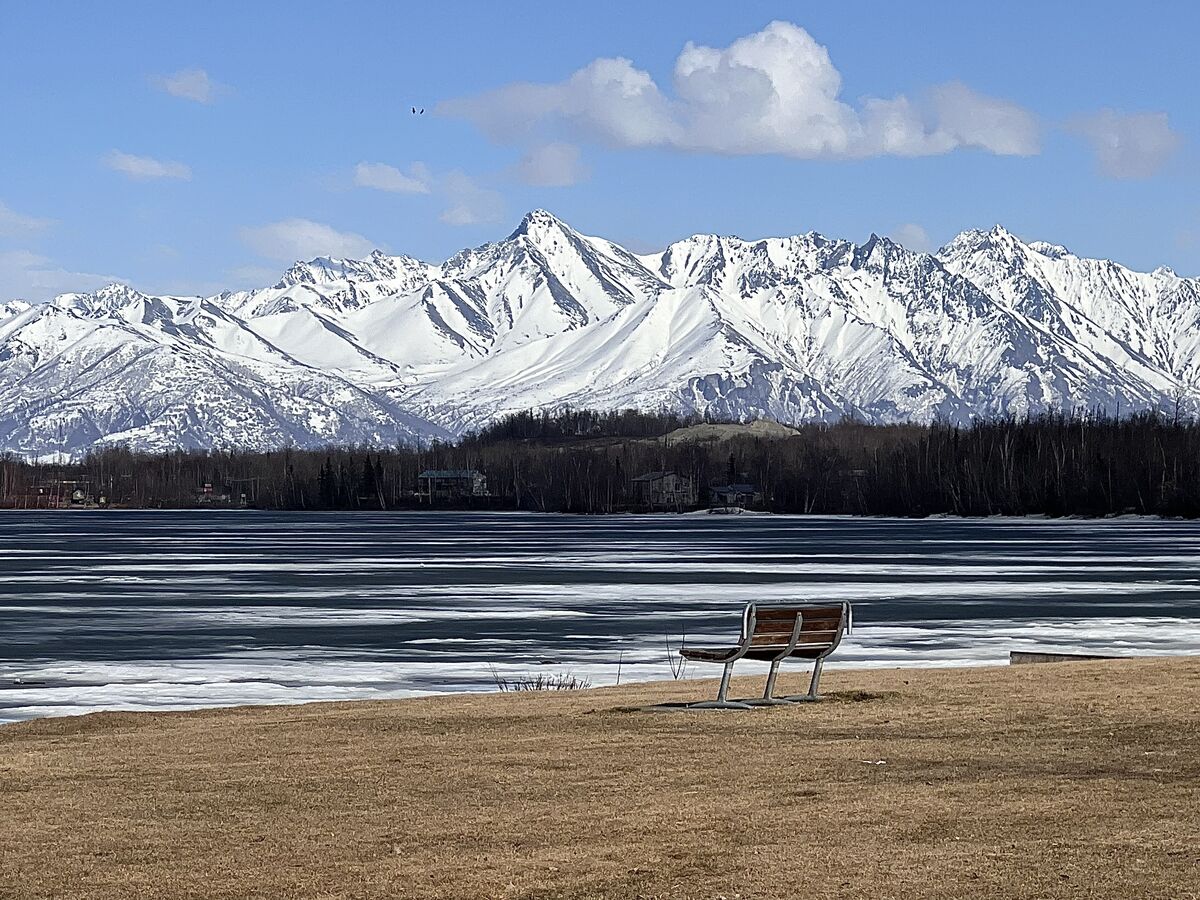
[631,471,697,510]
[417,469,488,502]
[708,481,763,509]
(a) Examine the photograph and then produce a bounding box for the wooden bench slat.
[680,646,740,662]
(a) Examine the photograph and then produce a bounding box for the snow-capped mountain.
[2,210,1197,456]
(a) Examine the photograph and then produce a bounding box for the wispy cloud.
[1068,110,1182,179]
[353,161,431,194]
[104,150,192,181]
[0,249,119,302]
[154,67,225,104]
[439,171,504,226]
[513,142,589,187]
[0,200,53,238]
[890,223,933,253]
[348,160,503,226]
[441,21,1040,160]
[239,218,378,261]
[228,263,287,289]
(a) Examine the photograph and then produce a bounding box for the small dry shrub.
[491,670,592,692]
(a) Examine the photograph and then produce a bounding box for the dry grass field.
[2,659,1199,899]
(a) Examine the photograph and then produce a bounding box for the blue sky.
[1,0,1196,301]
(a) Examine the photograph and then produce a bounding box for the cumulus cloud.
[0,249,119,302]
[513,142,590,187]
[440,21,1040,160]
[0,201,52,237]
[1068,110,1182,179]
[154,68,224,104]
[104,151,192,181]
[439,172,505,226]
[353,161,432,194]
[890,223,932,252]
[239,219,377,261]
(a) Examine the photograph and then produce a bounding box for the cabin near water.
[708,481,764,509]
[416,469,489,503]
[631,470,698,510]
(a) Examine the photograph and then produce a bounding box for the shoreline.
[7,647,1199,728]
[0,506,1195,521]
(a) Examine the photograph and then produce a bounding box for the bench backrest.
[742,601,851,657]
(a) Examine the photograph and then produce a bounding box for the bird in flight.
[411,107,424,115]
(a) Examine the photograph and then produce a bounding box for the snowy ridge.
[2,210,1198,456]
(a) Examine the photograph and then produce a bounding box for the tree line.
[3,409,1200,517]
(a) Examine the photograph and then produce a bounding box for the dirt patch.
[822,689,898,702]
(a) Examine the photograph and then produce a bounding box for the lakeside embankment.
[2,658,1198,899]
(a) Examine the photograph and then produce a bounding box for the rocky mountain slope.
[2,210,1196,456]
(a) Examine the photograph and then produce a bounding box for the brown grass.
[2,659,1199,899]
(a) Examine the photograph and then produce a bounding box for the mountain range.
[2,209,1198,457]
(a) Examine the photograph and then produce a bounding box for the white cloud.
[1069,110,1182,179]
[441,21,1040,160]
[346,159,503,227]
[927,83,1041,157]
[353,161,431,194]
[890,223,932,252]
[154,68,224,104]
[439,172,505,226]
[239,218,377,261]
[229,263,286,289]
[0,201,52,237]
[104,151,192,181]
[0,249,119,302]
[513,142,590,187]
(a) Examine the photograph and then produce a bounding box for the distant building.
[709,482,763,509]
[417,469,488,502]
[631,471,697,510]
[196,482,232,504]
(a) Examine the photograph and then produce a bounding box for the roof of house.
[631,470,683,482]
[418,469,483,479]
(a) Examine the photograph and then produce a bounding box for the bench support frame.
[684,606,807,710]
[655,602,852,712]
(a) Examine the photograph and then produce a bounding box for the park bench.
[675,601,853,710]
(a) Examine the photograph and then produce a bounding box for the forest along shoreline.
[4,408,1200,517]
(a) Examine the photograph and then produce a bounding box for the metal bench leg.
[717,661,733,702]
[685,661,754,710]
[764,660,780,700]
[743,659,794,707]
[808,659,824,698]
[782,659,826,703]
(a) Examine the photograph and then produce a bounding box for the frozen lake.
[2,511,1199,723]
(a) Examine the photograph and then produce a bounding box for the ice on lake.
[2,511,1199,723]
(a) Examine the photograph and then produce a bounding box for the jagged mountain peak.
[1028,240,1071,260]
[52,283,159,318]
[939,224,1025,257]
[275,250,431,289]
[507,208,574,240]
